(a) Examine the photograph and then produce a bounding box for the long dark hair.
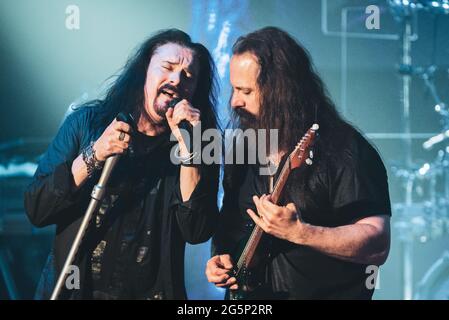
[77,29,218,132]
[224,27,360,211]
[231,26,352,155]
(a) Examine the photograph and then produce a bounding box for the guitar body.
[228,233,271,300]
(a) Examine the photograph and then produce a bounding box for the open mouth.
[160,88,179,99]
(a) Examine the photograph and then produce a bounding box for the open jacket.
[24,106,219,299]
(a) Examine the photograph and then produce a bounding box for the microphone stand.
[50,155,120,300]
[50,112,134,300]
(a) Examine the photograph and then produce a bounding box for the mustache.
[234,108,258,130]
[235,108,257,121]
[158,83,181,97]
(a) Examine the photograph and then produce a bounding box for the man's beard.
[234,108,258,130]
[153,101,170,119]
[153,84,181,118]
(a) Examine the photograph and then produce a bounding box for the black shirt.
[214,128,391,299]
[89,131,172,299]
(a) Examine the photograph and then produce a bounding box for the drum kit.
[387,0,449,300]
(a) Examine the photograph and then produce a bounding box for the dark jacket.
[24,106,219,299]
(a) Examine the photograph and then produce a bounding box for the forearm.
[179,166,201,201]
[178,140,201,201]
[25,161,83,227]
[296,222,389,265]
[71,154,90,188]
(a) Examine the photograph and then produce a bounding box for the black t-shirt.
[216,129,391,299]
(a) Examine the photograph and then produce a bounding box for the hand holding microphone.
[165,98,201,157]
[93,114,135,162]
[95,112,136,190]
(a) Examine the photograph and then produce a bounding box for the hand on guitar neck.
[247,194,304,243]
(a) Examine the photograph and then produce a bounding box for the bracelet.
[175,144,199,165]
[180,161,201,168]
[82,141,104,177]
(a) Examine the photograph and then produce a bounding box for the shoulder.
[63,102,101,129]
[61,102,104,146]
[322,127,387,183]
[336,128,384,167]
[349,129,386,171]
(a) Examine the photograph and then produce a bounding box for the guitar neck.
[270,157,292,204]
[236,158,293,271]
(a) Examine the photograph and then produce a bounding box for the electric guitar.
[229,124,319,300]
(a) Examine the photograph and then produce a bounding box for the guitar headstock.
[290,124,319,170]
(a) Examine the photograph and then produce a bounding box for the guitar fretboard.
[235,157,293,272]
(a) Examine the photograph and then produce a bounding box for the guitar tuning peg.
[309,150,314,159]
[306,158,313,165]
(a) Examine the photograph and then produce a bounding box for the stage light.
[431,1,440,7]
[419,163,430,175]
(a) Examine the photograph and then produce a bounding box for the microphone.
[116,112,136,157]
[168,98,194,154]
[116,112,137,132]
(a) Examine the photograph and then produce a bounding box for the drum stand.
[398,14,415,301]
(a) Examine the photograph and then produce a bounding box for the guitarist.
[206,27,391,299]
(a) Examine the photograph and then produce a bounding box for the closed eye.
[183,69,195,79]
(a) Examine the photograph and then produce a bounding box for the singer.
[24,29,219,300]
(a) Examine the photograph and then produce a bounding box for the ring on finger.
[119,131,125,141]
